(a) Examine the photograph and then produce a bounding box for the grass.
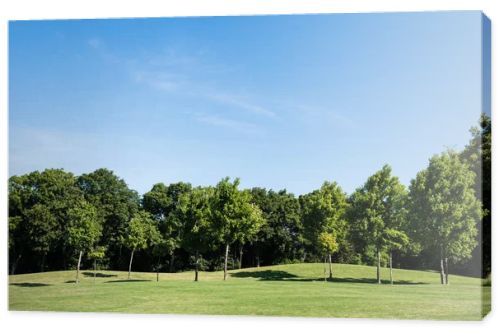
[9,263,490,320]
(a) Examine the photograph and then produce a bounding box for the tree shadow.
[231,270,428,285]
[10,282,51,287]
[231,270,299,280]
[309,277,429,285]
[82,272,117,278]
[104,279,152,283]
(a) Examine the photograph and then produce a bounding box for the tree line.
[8,114,490,283]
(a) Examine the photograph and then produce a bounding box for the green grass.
[9,263,490,320]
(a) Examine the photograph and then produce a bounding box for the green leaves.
[66,201,101,253]
[409,151,482,262]
[318,231,339,254]
[122,211,160,252]
[349,165,409,256]
[301,181,348,255]
[211,177,265,246]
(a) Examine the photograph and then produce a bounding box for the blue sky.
[9,12,485,195]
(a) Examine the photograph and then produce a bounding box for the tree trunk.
[128,249,135,280]
[444,257,449,285]
[440,258,445,284]
[256,256,260,268]
[10,254,22,275]
[76,250,83,284]
[93,259,97,284]
[239,244,243,269]
[169,253,175,273]
[195,251,200,282]
[223,244,229,281]
[156,256,161,282]
[323,256,327,282]
[389,251,393,285]
[41,253,46,272]
[377,248,381,284]
[328,254,333,280]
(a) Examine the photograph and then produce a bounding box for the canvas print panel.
[8,11,491,320]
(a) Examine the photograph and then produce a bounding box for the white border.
[0,1,498,334]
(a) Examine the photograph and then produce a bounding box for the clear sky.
[9,11,484,195]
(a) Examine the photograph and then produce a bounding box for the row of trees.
[8,114,490,283]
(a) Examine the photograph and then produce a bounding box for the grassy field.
[9,263,490,320]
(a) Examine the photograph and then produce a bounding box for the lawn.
[9,263,490,320]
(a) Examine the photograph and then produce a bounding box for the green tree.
[88,246,107,282]
[349,165,409,284]
[66,201,102,283]
[179,187,214,281]
[78,168,140,270]
[409,151,482,284]
[143,182,192,272]
[460,113,491,278]
[300,182,348,280]
[211,177,265,280]
[249,188,303,267]
[151,238,176,281]
[9,169,84,272]
[122,211,161,279]
[318,231,339,280]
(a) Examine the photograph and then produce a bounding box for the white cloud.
[87,38,102,49]
[194,114,261,134]
[204,92,276,118]
[133,71,183,92]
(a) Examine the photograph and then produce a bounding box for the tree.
[143,182,192,272]
[349,165,408,284]
[318,231,339,281]
[300,182,348,280]
[211,177,265,280]
[249,188,303,267]
[66,201,101,283]
[151,238,175,282]
[122,211,161,279]
[408,151,482,284]
[460,113,491,278]
[179,187,214,281]
[9,169,84,272]
[78,168,140,270]
[25,204,59,272]
[88,246,107,283]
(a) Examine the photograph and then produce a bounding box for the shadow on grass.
[10,282,51,287]
[82,272,117,278]
[231,270,428,285]
[104,279,152,283]
[231,270,299,280]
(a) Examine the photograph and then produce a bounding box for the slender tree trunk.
[76,250,83,284]
[440,247,445,285]
[377,248,381,284]
[324,256,327,282]
[444,257,449,285]
[93,259,97,284]
[239,244,243,269]
[440,258,445,285]
[41,253,46,272]
[156,256,161,282]
[256,256,260,268]
[195,251,199,282]
[128,249,135,280]
[389,251,393,285]
[223,244,229,281]
[11,254,22,275]
[169,253,175,273]
[328,254,333,280]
